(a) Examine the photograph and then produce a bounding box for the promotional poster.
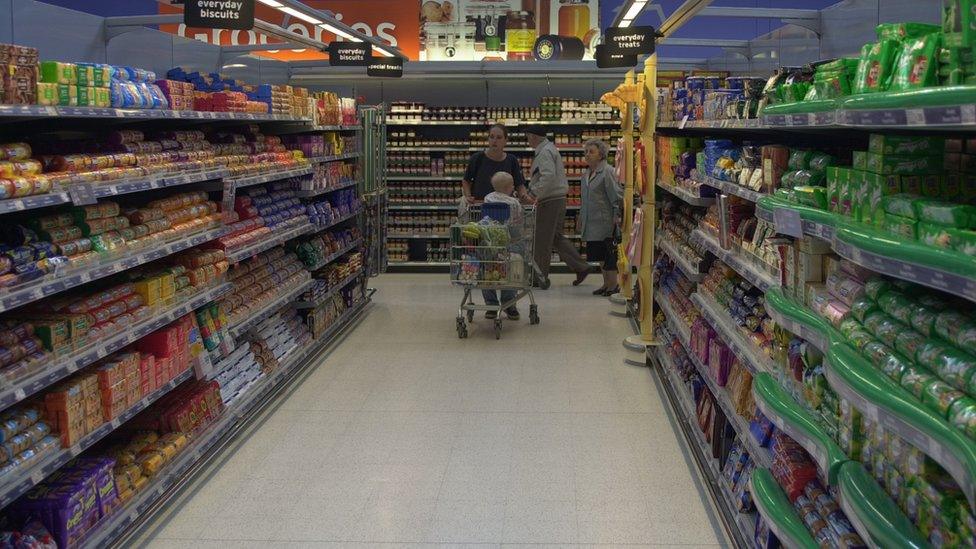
[159,1,600,62]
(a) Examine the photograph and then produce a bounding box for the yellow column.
[626,54,660,347]
[616,70,635,300]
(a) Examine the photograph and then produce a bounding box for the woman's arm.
[461,179,476,204]
[604,171,624,224]
[462,153,481,204]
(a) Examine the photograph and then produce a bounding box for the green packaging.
[793,185,829,210]
[881,193,919,219]
[941,173,962,199]
[949,397,976,439]
[826,167,841,212]
[952,228,976,257]
[921,379,967,418]
[915,200,976,228]
[866,152,943,176]
[891,33,943,90]
[864,172,902,225]
[934,311,976,355]
[855,40,900,93]
[883,213,918,240]
[895,330,927,362]
[882,353,912,382]
[57,83,77,107]
[39,60,76,85]
[920,174,943,197]
[76,86,93,107]
[868,134,945,156]
[943,0,976,49]
[919,222,954,248]
[900,365,938,399]
[853,150,868,171]
[901,175,924,195]
[877,22,942,40]
[878,291,915,324]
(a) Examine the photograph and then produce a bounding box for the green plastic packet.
[892,33,943,90]
[855,40,900,93]
[876,22,942,41]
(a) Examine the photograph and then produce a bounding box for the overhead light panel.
[318,23,362,42]
[279,6,322,24]
[619,18,634,28]
[372,47,394,57]
[622,1,647,21]
[256,0,283,7]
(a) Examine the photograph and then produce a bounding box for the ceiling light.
[618,18,634,28]
[318,23,362,42]
[279,7,322,25]
[373,46,394,57]
[256,0,283,7]
[622,1,647,21]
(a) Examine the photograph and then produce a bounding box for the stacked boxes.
[941,0,976,85]
[37,61,112,108]
[0,44,38,105]
[96,352,141,421]
[44,372,100,446]
[154,79,194,111]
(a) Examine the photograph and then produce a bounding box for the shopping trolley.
[450,203,541,339]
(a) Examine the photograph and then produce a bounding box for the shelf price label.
[773,208,803,238]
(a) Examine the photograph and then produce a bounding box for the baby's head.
[491,171,515,195]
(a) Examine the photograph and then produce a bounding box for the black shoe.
[573,271,589,286]
[485,310,498,319]
[602,286,620,296]
[592,287,607,295]
[505,307,520,320]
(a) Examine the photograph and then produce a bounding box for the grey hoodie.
[528,138,568,202]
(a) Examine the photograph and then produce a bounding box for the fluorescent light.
[280,6,322,24]
[372,46,394,57]
[318,23,363,42]
[622,0,647,21]
[618,18,634,28]
[256,0,283,7]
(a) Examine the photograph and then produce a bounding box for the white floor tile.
[135,274,724,547]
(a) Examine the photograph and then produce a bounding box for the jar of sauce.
[505,10,536,61]
[558,0,590,42]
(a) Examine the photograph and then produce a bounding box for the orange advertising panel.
[159,1,420,61]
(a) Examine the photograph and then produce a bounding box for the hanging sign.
[183,0,255,30]
[605,26,656,56]
[367,57,403,78]
[328,42,371,66]
[595,44,636,68]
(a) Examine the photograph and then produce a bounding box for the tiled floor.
[136,274,726,548]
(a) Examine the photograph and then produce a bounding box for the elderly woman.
[577,139,623,296]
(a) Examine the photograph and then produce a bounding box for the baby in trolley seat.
[485,172,522,225]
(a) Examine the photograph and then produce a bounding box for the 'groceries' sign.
[184,0,254,30]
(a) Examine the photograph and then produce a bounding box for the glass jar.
[505,10,536,61]
[558,0,590,42]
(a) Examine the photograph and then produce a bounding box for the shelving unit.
[650,53,976,545]
[0,92,375,547]
[384,102,622,268]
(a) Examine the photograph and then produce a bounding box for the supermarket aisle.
[138,274,725,547]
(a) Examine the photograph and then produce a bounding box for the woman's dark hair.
[488,123,508,138]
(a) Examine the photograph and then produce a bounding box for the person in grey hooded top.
[525,126,589,287]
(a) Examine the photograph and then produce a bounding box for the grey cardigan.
[579,161,623,241]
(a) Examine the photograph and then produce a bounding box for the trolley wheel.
[466,309,474,322]
[529,305,540,325]
[456,317,468,339]
[494,319,503,339]
[539,277,551,290]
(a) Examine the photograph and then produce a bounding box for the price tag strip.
[655,180,716,207]
[305,238,364,273]
[228,166,315,189]
[0,225,227,314]
[696,173,767,203]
